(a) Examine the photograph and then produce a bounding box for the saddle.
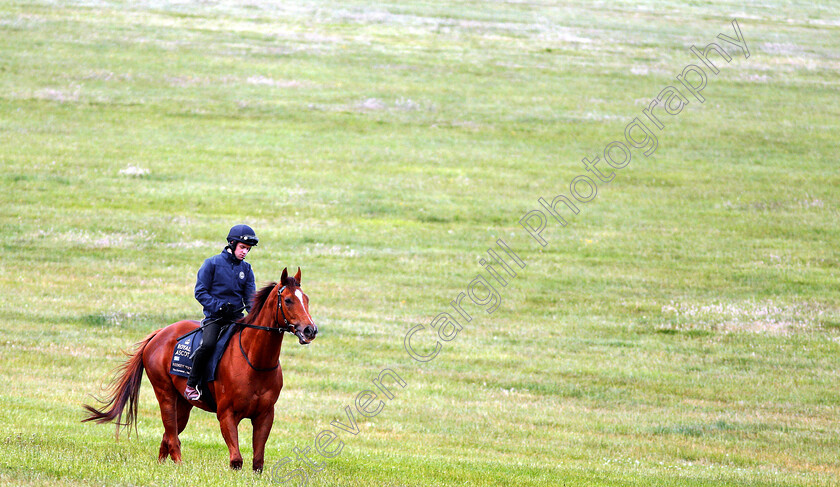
[169,323,238,410]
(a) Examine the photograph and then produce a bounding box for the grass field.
[1,1,839,485]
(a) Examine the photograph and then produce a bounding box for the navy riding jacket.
[195,248,256,319]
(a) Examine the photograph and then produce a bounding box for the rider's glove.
[219,302,235,316]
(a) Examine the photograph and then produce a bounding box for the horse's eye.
[285,298,294,305]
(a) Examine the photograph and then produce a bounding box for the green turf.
[1,1,838,486]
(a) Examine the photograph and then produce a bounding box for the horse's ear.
[294,267,302,285]
[281,267,288,284]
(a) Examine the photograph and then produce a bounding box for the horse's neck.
[240,326,284,368]
[240,304,284,367]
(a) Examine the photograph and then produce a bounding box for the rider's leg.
[187,319,222,390]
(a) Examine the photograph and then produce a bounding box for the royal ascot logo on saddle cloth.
[169,325,238,380]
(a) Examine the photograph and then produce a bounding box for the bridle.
[237,285,299,371]
[238,285,295,334]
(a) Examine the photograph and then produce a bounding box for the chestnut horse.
[83,267,317,472]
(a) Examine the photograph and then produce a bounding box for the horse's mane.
[242,277,300,326]
[283,275,300,288]
[242,282,277,326]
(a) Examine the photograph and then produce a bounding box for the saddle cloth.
[169,323,238,381]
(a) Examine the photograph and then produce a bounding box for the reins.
[237,328,279,371]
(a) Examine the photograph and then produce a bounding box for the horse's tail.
[82,330,158,437]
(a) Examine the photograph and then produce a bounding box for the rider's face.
[233,242,251,260]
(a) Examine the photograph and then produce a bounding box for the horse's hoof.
[253,465,263,474]
[230,460,243,470]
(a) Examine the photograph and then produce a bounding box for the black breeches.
[187,320,223,387]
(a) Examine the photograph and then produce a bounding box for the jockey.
[185,224,258,401]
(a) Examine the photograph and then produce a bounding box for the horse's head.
[277,267,317,345]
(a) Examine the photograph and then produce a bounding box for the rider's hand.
[219,302,235,316]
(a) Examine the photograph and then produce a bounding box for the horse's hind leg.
[152,387,183,463]
[176,398,193,434]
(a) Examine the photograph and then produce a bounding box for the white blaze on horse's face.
[294,289,314,324]
[281,285,317,345]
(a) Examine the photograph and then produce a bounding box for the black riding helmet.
[227,224,259,247]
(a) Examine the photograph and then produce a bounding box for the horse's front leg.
[251,409,275,473]
[217,409,243,470]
